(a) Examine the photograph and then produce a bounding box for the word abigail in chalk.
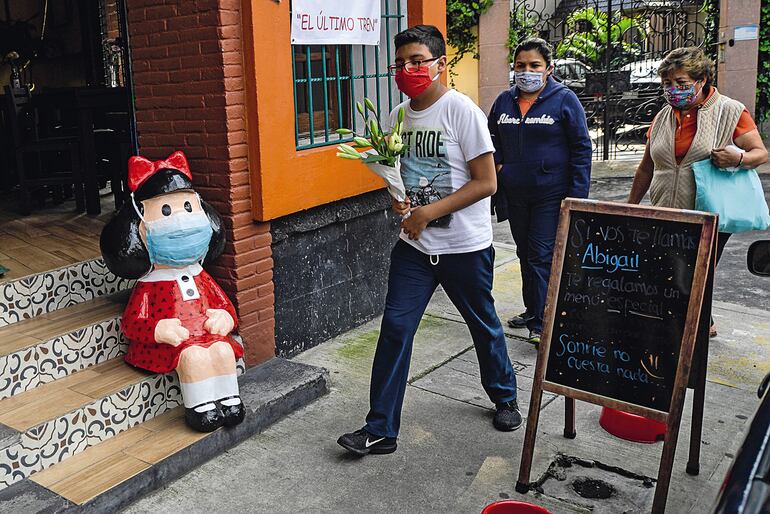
[581,243,640,273]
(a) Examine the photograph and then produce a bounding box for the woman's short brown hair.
[658,47,715,88]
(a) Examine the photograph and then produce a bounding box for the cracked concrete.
[126,174,769,514]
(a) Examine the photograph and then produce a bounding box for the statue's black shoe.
[184,404,225,432]
[218,397,246,427]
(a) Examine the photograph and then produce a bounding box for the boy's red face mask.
[394,60,440,99]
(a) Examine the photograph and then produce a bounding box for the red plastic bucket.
[599,407,666,443]
[481,500,552,514]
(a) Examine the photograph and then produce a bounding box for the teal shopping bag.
[693,159,770,233]
[692,101,770,233]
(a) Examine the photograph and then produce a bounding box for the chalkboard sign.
[535,200,716,419]
[544,210,703,412]
[517,199,717,514]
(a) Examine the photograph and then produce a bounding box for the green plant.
[701,0,720,61]
[556,8,646,68]
[446,0,494,82]
[336,99,406,167]
[757,0,770,126]
[507,5,538,62]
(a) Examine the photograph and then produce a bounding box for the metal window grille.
[291,0,405,150]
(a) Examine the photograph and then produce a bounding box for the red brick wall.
[105,0,121,40]
[126,0,275,365]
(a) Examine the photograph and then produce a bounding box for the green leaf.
[335,128,353,135]
[362,154,390,164]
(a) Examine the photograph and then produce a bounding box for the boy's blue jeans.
[364,240,518,438]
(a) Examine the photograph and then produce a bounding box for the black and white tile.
[0,369,178,489]
[84,374,167,445]
[0,348,39,400]
[21,410,89,475]
[0,317,127,401]
[0,259,133,330]
[0,281,29,326]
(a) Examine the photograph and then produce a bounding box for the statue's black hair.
[100,168,225,279]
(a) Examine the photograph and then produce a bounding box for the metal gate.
[510,0,719,160]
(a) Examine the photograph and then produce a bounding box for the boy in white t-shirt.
[338,25,521,456]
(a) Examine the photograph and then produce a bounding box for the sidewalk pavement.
[126,245,769,514]
[590,158,770,178]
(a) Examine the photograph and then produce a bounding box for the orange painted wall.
[408,0,447,36]
[243,0,447,221]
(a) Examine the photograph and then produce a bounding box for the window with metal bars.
[291,0,406,150]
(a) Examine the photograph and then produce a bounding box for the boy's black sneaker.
[337,428,397,456]
[493,400,523,431]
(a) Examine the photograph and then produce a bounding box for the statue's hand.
[154,319,190,346]
[204,309,234,336]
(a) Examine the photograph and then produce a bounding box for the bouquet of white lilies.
[336,98,407,202]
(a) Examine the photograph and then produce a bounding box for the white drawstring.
[429,255,439,266]
[130,192,146,222]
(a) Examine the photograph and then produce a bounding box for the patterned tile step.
[30,408,204,505]
[0,358,330,512]
[0,358,178,490]
[0,355,246,492]
[0,258,134,330]
[0,293,130,400]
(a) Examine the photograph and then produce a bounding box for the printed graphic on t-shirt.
[401,128,452,228]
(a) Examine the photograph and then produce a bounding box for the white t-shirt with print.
[389,89,495,255]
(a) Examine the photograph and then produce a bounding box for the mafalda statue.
[100,151,244,432]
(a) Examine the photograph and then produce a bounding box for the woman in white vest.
[628,47,767,339]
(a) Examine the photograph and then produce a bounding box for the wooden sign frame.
[516,199,717,514]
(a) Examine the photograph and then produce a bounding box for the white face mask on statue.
[514,71,545,93]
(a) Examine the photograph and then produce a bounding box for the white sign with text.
[291,0,380,46]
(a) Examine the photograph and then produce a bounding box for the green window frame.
[291,0,405,150]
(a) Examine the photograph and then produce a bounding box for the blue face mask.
[515,71,545,93]
[133,194,213,267]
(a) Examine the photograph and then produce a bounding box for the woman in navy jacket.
[488,38,592,344]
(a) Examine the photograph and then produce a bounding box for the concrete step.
[0,258,133,330]
[0,358,329,513]
[0,292,130,400]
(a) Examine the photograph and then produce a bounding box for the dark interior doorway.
[0,0,137,217]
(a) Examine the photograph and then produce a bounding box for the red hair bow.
[127,151,192,192]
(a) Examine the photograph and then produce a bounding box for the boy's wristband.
[737,153,744,168]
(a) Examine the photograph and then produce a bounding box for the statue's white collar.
[139,263,203,283]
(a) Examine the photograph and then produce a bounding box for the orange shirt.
[647,89,757,163]
[518,97,535,117]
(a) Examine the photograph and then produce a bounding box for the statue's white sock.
[194,403,216,413]
[180,374,239,409]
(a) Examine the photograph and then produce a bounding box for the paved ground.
[127,167,770,514]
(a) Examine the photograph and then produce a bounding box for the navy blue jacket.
[488,77,592,221]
